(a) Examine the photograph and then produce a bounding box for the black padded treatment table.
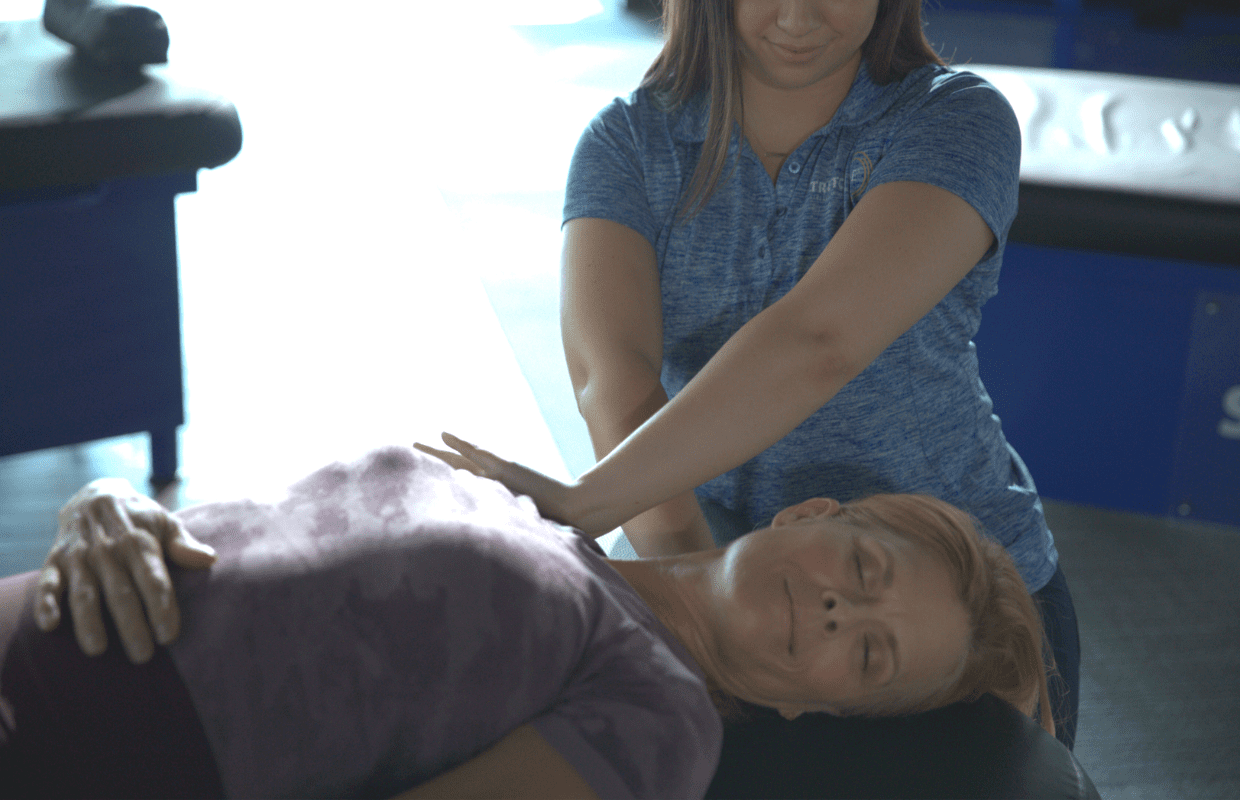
[969,65,1240,529]
[707,694,1098,800]
[0,17,242,483]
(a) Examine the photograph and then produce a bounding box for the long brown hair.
[833,494,1057,738]
[641,0,945,218]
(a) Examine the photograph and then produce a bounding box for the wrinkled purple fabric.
[168,446,721,799]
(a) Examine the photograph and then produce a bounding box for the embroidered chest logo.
[809,178,843,194]
[807,151,873,200]
[849,151,873,201]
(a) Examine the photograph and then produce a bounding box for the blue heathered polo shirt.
[564,62,1057,592]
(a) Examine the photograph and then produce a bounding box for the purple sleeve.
[530,621,723,800]
[164,446,721,798]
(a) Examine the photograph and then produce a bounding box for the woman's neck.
[740,53,862,170]
[606,554,721,677]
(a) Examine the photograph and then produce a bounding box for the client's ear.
[771,498,841,527]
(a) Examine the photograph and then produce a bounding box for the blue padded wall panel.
[0,174,192,465]
[1168,291,1240,526]
[976,242,1240,525]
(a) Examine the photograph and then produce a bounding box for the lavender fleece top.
[564,63,1059,593]
[166,446,721,799]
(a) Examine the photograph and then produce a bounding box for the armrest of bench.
[0,18,241,192]
[970,64,1240,267]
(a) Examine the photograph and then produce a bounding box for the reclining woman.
[3,444,1052,799]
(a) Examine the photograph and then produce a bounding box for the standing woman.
[521,0,1080,747]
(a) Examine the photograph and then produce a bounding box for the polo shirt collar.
[671,61,905,143]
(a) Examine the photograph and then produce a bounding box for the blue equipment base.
[976,242,1240,527]
[0,173,196,482]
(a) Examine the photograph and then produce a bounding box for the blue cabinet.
[0,175,196,481]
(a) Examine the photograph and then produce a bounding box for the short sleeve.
[529,629,722,800]
[865,71,1022,251]
[563,96,661,249]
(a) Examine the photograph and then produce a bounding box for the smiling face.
[700,498,970,719]
[733,0,881,93]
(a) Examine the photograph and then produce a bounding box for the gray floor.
[3,1,1239,798]
[1042,502,1240,799]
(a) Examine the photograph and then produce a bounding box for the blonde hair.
[832,494,1057,737]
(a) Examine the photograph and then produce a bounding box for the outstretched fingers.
[440,433,505,473]
[85,498,155,663]
[434,433,580,528]
[66,546,109,657]
[414,442,486,476]
[122,527,180,647]
[34,563,64,632]
[161,514,217,570]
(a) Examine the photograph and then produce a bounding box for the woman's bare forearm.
[576,372,714,555]
[562,217,714,552]
[567,306,850,534]
[587,414,716,555]
[563,182,996,535]
[392,724,599,800]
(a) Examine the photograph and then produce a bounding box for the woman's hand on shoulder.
[415,434,602,533]
[36,478,217,664]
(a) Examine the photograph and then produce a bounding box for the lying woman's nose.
[819,590,861,633]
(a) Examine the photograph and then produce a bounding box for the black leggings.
[1033,563,1081,751]
[0,571,224,799]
